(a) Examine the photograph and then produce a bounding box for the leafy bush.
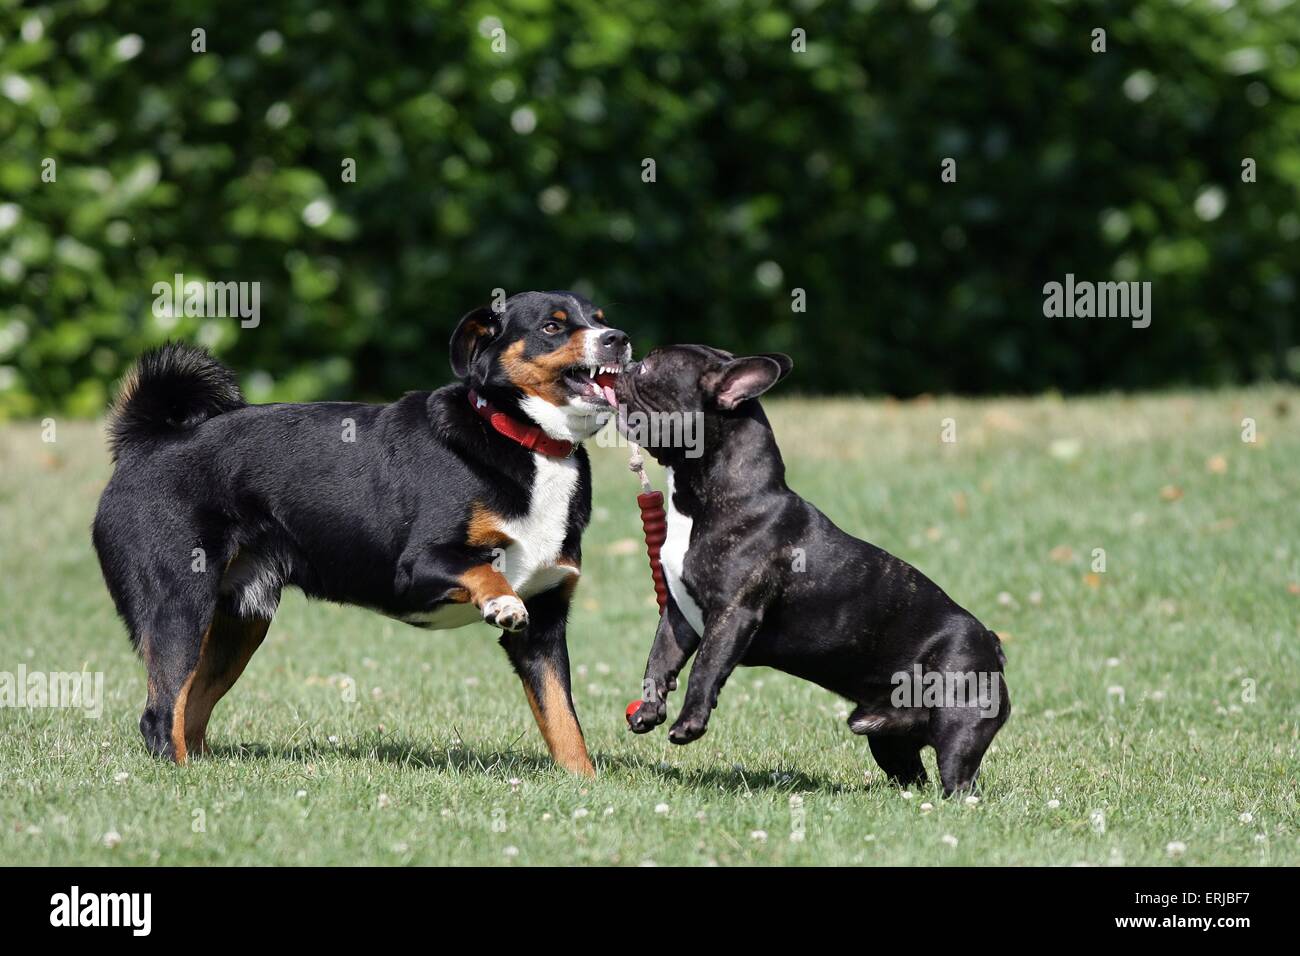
[1,0,1297,416]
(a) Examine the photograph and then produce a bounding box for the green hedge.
[1,0,1297,416]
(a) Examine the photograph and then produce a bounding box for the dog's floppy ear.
[449,306,502,379]
[703,353,793,411]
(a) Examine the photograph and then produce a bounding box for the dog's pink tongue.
[594,371,618,407]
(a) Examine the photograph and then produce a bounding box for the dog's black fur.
[619,345,1010,795]
[93,291,629,773]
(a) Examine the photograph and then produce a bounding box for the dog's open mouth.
[563,364,622,406]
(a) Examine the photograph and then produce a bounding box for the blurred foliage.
[0,0,1297,416]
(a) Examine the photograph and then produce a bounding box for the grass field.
[0,388,1296,866]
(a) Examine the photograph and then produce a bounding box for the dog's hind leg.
[137,540,277,763]
[138,595,216,764]
[175,608,271,758]
[142,604,272,764]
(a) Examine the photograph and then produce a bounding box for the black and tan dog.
[619,346,1010,795]
[92,291,629,774]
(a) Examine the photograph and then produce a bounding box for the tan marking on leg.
[501,335,589,405]
[459,564,516,607]
[169,631,206,765]
[522,666,595,777]
[171,683,192,763]
[169,609,270,762]
[181,613,270,757]
[466,502,513,549]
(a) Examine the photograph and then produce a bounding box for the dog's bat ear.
[758,352,794,381]
[704,354,791,411]
[449,306,501,379]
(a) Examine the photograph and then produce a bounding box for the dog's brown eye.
[542,321,563,335]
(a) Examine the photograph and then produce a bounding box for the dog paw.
[482,595,529,633]
[668,715,707,744]
[628,696,667,734]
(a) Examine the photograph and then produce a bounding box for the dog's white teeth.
[588,366,598,379]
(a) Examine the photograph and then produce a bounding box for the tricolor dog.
[619,345,1010,795]
[92,291,629,775]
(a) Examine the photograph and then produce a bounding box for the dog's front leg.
[668,604,763,745]
[499,584,595,777]
[629,599,700,734]
[404,552,530,632]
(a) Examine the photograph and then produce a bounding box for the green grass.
[1,388,1297,866]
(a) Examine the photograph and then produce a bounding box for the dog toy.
[627,444,668,614]
[625,443,667,725]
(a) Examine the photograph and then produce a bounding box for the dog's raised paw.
[628,697,666,733]
[482,595,529,632]
[668,715,707,744]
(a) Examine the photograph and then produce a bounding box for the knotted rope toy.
[625,443,667,726]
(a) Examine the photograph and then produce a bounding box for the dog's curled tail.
[106,342,245,461]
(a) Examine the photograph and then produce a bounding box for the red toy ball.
[625,700,642,723]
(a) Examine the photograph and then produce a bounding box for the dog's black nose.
[600,329,629,352]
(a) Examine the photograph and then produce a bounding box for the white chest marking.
[662,468,705,635]
[402,453,580,631]
[498,453,581,599]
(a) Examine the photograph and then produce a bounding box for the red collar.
[467,389,574,458]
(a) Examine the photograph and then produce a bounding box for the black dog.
[619,346,1009,795]
[92,291,629,774]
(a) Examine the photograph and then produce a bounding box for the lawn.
[0,388,1296,866]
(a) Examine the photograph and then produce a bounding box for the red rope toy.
[628,444,668,615]
[626,444,666,725]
